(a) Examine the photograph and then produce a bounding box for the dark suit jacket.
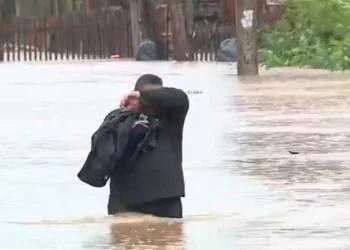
[108,87,189,214]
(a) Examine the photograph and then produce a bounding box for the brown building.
[9,0,285,25]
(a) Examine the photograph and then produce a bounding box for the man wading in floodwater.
[109,74,189,218]
[79,74,189,218]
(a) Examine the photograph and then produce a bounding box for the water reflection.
[109,221,183,250]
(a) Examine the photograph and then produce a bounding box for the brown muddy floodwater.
[1,61,350,250]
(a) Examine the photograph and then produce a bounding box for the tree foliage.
[260,0,350,71]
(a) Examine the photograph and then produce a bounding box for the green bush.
[260,0,350,71]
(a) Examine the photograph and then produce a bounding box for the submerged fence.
[2,8,132,62]
[189,23,234,61]
[0,1,286,63]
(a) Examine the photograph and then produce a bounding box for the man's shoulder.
[103,109,133,122]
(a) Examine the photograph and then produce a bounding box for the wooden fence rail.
[3,8,132,62]
[2,12,235,62]
[188,23,235,61]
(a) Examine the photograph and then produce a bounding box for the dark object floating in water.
[288,151,300,155]
[136,39,157,61]
[217,38,238,62]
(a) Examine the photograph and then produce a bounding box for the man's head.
[134,74,163,91]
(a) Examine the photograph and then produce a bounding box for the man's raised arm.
[139,87,189,122]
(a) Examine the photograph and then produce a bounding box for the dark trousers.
[110,197,183,218]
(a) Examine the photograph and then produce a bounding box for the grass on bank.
[260,0,350,71]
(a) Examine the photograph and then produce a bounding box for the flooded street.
[1,61,350,250]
